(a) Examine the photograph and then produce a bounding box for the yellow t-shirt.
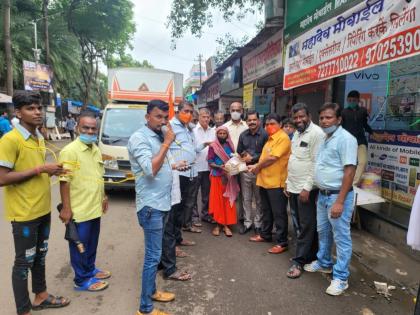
[256,130,291,189]
[0,127,51,222]
[58,138,105,223]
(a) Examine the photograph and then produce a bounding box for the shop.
[219,58,243,114]
[283,0,420,234]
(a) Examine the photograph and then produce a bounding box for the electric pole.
[196,54,203,87]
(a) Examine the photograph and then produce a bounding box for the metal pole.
[32,21,41,63]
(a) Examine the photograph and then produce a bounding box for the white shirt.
[223,120,248,152]
[11,117,19,127]
[193,123,216,172]
[286,122,325,194]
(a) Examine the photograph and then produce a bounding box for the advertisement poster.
[345,64,388,130]
[243,83,254,109]
[284,0,420,90]
[367,130,420,208]
[23,60,53,92]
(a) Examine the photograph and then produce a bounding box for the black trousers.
[192,171,211,222]
[11,213,51,315]
[259,187,288,247]
[161,203,181,277]
[180,175,199,229]
[289,190,319,266]
[68,130,75,141]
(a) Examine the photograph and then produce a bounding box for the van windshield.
[101,108,146,146]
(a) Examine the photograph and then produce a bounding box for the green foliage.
[214,33,249,66]
[106,53,154,69]
[167,0,263,43]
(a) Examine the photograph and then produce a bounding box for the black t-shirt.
[341,106,373,145]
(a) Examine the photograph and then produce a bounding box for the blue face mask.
[322,125,338,135]
[79,133,97,144]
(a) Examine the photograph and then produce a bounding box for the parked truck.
[99,67,183,189]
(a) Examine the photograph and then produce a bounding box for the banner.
[283,0,420,90]
[367,130,420,208]
[243,83,254,109]
[23,60,53,92]
[243,31,283,84]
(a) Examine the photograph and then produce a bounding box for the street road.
[0,184,414,315]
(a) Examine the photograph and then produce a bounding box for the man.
[0,110,12,137]
[249,113,291,255]
[58,111,110,292]
[192,108,215,225]
[0,90,70,315]
[282,118,296,140]
[214,110,226,128]
[127,100,178,315]
[285,103,325,279]
[304,103,357,296]
[236,110,268,234]
[223,102,248,151]
[65,114,76,141]
[160,102,206,281]
[341,90,373,185]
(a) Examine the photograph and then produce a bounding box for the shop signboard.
[23,60,53,92]
[243,32,283,84]
[284,0,362,41]
[283,0,420,90]
[345,64,388,130]
[220,59,241,95]
[254,94,272,114]
[243,83,254,109]
[367,130,420,208]
[206,81,220,102]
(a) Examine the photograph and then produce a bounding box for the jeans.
[180,175,199,229]
[316,191,354,281]
[69,217,101,286]
[11,213,50,315]
[240,172,262,229]
[289,190,318,266]
[259,187,288,247]
[137,206,168,314]
[192,171,211,222]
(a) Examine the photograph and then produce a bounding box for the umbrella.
[56,203,85,253]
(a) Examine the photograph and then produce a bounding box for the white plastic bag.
[224,154,248,176]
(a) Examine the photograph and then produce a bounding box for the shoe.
[136,309,171,315]
[249,235,271,242]
[303,260,332,274]
[239,224,252,235]
[151,291,175,302]
[326,279,349,296]
[268,245,288,254]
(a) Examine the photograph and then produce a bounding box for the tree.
[3,0,13,95]
[106,53,154,69]
[167,0,263,43]
[214,33,249,66]
[59,0,136,107]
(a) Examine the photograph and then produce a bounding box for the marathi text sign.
[243,32,283,84]
[367,130,420,208]
[284,0,420,90]
[23,60,53,92]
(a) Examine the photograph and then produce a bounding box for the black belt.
[319,187,353,196]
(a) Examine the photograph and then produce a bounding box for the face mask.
[79,133,97,144]
[218,138,227,144]
[231,111,241,121]
[265,125,280,136]
[179,112,192,124]
[346,102,358,109]
[322,125,338,135]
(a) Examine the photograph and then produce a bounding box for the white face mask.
[231,111,241,121]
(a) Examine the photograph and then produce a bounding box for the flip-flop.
[32,294,70,310]
[93,268,111,280]
[286,264,303,279]
[176,247,188,258]
[74,277,109,292]
[165,270,191,281]
[223,227,233,237]
[179,240,196,246]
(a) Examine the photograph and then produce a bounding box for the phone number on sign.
[365,28,420,65]
[317,52,360,79]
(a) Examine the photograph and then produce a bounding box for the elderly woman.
[207,126,240,237]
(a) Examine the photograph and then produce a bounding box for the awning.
[0,93,12,103]
[87,105,100,113]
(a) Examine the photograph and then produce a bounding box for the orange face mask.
[265,125,280,136]
[179,112,192,124]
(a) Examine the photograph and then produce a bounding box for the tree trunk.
[3,0,13,96]
[43,0,54,105]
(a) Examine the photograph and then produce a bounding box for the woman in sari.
[207,126,240,237]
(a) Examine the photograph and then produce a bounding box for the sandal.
[193,222,203,227]
[223,226,233,237]
[93,268,111,280]
[183,226,202,233]
[176,247,188,258]
[165,270,191,281]
[286,264,303,279]
[74,277,109,292]
[179,239,196,246]
[212,226,220,236]
[32,294,70,310]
